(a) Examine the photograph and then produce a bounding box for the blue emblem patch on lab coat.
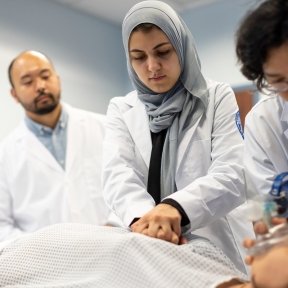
[235,111,244,139]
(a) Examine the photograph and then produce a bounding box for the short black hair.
[8,50,54,88]
[235,0,288,91]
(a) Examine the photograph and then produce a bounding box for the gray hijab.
[122,1,209,199]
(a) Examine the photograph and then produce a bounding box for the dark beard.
[34,93,59,115]
[35,101,58,115]
[21,92,60,115]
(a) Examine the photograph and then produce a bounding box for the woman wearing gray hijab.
[102,0,254,274]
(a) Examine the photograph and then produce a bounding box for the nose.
[147,56,161,72]
[35,78,46,92]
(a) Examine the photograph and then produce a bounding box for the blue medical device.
[247,172,288,256]
[269,171,288,218]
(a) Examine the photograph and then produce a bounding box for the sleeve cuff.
[129,217,140,227]
[161,198,190,227]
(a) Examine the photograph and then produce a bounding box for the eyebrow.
[129,42,171,53]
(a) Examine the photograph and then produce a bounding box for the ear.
[10,88,19,103]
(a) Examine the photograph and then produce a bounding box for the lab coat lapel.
[23,125,63,173]
[123,97,152,168]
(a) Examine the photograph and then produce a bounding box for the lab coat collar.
[123,90,139,107]
[22,123,63,173]
[18,103,84,174]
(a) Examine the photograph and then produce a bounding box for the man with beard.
[0,50,111,241]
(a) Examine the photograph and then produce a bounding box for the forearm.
[167,173,245,231]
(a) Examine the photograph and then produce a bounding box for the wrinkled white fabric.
[0,223,246,288]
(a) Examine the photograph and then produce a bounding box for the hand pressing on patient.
[131,203,184,245]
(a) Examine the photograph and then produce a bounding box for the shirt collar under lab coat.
[24,105,68,136]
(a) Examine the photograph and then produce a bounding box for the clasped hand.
[131,203,187,245]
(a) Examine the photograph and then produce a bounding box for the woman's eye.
[157,50,171,57]
[131,55,146,61]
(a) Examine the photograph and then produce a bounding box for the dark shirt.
[147,129,190,227]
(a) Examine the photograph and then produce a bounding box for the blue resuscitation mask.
[247,172,288,256]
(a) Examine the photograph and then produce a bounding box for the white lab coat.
[244,95,288,196]
[0,103,110,241]
[102,79,255,274]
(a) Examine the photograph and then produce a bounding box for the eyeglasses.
[265,80,288,93]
